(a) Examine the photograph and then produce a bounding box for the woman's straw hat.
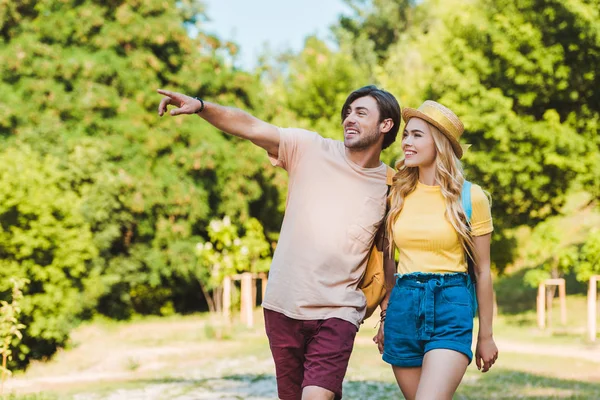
[402,100,466,159]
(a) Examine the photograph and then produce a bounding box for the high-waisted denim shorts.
[382,272,475,367]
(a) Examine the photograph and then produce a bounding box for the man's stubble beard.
[345,127,381,151]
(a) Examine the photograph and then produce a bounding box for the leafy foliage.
[0,147,98,368]
[0,0,279,366]
[574,229,600,282]
[195,216,271,297]
[336,0,600,271]
[0,278,27,385]
[1,0,599,369]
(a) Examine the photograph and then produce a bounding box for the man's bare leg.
[301,385,335,400]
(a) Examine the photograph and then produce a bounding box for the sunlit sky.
[203,0,352,69]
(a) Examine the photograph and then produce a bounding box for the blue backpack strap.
[461,180,478,314]
[461,180,472,222]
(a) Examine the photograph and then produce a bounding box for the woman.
[374,100,498,400]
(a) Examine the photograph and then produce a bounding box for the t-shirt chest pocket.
[346,196,386,252]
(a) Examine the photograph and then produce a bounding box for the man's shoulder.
[280,127,341,150]
[281,127,337,140]
[279,127,319,138]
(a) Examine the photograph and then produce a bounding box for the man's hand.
[156,88,280,156]
[475,335,498,373]
[157,89,203,116]
[373,322,384,354]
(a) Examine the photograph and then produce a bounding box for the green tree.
[522,219,579,287]
[0,0,283,365]
[262,36,373,140]
[337,0,415,62]
[195,216,271,312]
[370,0,599,269]
[574,229,600,282]
[0,278,27,392]
[0,147,99,368]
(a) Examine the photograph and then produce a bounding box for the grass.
[2,293,599,399]
[493,294,600,347]
[458,369,600,400]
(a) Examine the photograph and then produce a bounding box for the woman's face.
[402,118,436,168]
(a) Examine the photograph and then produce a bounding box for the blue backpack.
[461,181,478,314]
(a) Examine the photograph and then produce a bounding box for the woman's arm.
[373,234,396,354]
[473,233,498,372]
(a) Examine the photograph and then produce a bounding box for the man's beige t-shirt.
[262,128,388,327]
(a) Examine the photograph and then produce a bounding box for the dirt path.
[5,315,600,399]
[494,339,600,363]
[10,338,599,399]
[8,349,278,399]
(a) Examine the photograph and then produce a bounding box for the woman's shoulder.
[468,182,491,208]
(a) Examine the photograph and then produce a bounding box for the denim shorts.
[383,272,475,367]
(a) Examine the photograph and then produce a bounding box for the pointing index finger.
[157,89,174,97]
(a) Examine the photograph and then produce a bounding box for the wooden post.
[538,278,567,329]
[545,279,567,326]
[537,283,546,329]
[222,276,231,321]
[240,272,253,328]
[240,274,246,323]
[558,280,567,325]
[252,275,257,307]
[588,276,600,342]
[262,274,268,301]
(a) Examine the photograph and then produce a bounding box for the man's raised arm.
[157,89,280,158]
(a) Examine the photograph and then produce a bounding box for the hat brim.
[402,107,464,159]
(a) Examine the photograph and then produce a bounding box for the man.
[157,85,400,400]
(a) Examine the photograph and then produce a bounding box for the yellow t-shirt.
[392,181,493,274]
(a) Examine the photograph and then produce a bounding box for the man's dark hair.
[341,85,401,150]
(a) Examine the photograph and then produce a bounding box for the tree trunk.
[214,286,223,313]
[199,280,216,313]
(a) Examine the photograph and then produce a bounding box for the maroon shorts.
[263,308,357,400]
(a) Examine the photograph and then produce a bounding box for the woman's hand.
[373,322,385,354]
[475,335,498,373]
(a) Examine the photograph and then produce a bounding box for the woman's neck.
[418,164,437,186]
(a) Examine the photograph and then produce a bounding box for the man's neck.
[345,147,382,169]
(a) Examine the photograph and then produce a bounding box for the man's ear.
[380,118,394,134]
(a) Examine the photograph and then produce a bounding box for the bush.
[0,148,100,369]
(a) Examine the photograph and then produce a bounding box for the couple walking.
[157,85,498,400]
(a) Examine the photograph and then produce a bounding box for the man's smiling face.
[342,96,383,151]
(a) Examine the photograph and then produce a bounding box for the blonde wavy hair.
[386,121,474,259]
